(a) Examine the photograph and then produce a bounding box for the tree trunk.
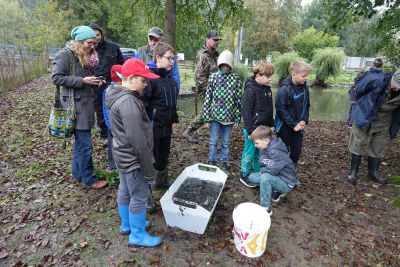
[164,0,176,48]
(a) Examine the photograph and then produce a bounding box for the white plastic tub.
[160,163,228,234]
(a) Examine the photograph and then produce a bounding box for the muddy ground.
[0,76,399,267]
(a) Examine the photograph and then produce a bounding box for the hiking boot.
[146,195,157,214]
[271,191,287,203]
[367,157,387,184]
[240,175,257,188]
[347,154,362,184]
[182,127,198,144]
[151,169,172,190]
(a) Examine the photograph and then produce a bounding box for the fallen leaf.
[372,183,380,189]
[79,241,88,248]
[0,248,9,259]
[364,193,373,197]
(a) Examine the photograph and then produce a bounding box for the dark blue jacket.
[259,137,299,187]
[275,76,310,132]
[352,72,392,129]
[144,61,179,138]
[352,72,400,139]
[241,77,274,134]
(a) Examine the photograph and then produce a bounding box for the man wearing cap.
[182,30,221,143]
[136,27,180,90]
[347,69,400,185]
[106,58,162,247]
[89,23,125,146]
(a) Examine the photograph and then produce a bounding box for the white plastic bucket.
[232,202,271,258]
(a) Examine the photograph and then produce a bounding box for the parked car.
[120,48,137,61]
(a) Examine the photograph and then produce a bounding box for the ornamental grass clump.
[274,52,305,85]
[312,47,346,86]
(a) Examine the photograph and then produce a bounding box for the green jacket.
[203,71,242,123]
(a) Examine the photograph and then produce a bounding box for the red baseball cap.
[111,64,122,83]
[121,58,159,79]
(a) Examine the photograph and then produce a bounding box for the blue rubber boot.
[118,205,150,235]
[117,205,131,235]
[128,211,162,247]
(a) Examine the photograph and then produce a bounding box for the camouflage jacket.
[194,46,219,96]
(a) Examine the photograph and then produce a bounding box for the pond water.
[177,87,350,121]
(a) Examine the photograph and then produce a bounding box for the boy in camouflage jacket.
[203,50,242,168]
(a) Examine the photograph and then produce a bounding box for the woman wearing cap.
[105,58,162,247]
[347,69,400,185]
[52,25,108,189]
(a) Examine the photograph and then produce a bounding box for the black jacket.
[144,61,179,138]
[275,76,310,130]
[241,77,274,134]
[89,24,124,83]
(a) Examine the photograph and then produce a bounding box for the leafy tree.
[292,27,339,61]
[322,0,400,67]
[274,51,304,84]
[311,47,345,86]
[242,0,302,60]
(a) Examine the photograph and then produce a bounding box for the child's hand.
[172,123,177,133]
[204,123,210,129]
[293,123,302,132]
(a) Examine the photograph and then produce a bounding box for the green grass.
[94,167,119,186]
[179,67,195,89]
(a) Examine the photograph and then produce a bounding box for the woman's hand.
[83,76,103,86]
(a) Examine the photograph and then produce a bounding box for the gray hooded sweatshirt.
[105,86,156,179]
[259,136,300,187]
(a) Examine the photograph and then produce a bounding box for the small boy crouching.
[248,125,300,216]
[106,58,162,247]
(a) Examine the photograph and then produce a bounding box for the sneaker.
[101,137,108,147]
[271,192,287,203]
[240,176,257,188]
[266,207,273,217]
[220,162,229,170]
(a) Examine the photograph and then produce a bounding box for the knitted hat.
[121,58,159,79]
[71,26,96,41]
[217,50,234,68]
[111,65,123,83]
[391,69,400,88]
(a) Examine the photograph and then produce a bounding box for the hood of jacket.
[266,136,287,153]
[105,85,135,110]
[244,76,270,91]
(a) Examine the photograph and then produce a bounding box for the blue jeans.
[117,169,149,214]
[72,129,97,186]
[241,129,260,177]
[209,121,233,163]
[249,172,292,210]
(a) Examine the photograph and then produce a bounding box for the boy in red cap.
[105,58,162,247]
[102,65,122,170]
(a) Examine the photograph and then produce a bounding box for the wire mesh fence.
[0,47,49,92]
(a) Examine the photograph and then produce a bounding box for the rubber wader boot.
[367,157,387,184]
[347,154,362,184]
[128,211,162,247]
[152,169,171,190]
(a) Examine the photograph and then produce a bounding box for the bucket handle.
[197,164,217,173]
[172,197,197,209]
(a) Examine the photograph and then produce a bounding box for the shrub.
[292,27,340,61]
[233,63,251,85]
[312,47,346,86]
[274,52,305,84]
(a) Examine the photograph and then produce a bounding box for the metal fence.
[0,48,49,92]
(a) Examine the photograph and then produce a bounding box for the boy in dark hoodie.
[275,60,311,168]
[106,58,162,247]
[240,61,275,187]
[248,126,299,216]
[143,42,179,189]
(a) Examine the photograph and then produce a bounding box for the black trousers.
[95,84,108,138]
[153,135,172,171]
[277,123,303,165]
